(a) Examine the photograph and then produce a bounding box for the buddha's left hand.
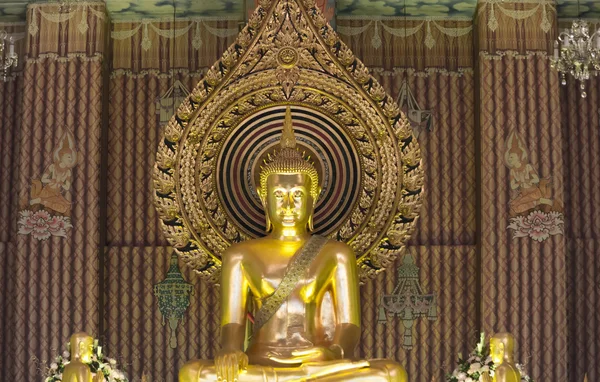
[268,346,341,364]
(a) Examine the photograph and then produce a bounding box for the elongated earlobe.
[308,202,316,231]
[258,187,271,232]
[265,211,272,232]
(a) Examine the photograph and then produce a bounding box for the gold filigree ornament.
[153,0,424,284]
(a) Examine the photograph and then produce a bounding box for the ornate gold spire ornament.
[153,0,424,283]
[280,106,296,149]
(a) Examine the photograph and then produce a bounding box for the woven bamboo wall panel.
[111,19,240,74]
[374,71,476,246]
[0,75,22,243]
[338,19,473,71]
[359,245,477,382]
[479,53,566,381]
[561,76,600,382]
[6,4,106,380]
[476,0,557,54]
[26,2,106,59]
[107,74,204,246]
[0,242,16,381]
[103,246,220,381]
[12,58,104,380]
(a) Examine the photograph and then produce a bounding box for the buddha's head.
[69,332,94,363]
[258,107,320,235]
[490,332,515,364]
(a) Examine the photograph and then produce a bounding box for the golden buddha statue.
[489,333,521,382]
[179,108,407,382]
[62,332,104,382]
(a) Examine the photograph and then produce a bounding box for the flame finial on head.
[281,106,297,149]
[258,107,319,199]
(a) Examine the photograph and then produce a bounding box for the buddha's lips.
[281,214,297,224]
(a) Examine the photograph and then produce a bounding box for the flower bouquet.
[446,333,533,382]
[43,338,128,382]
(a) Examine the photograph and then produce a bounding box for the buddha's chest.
[245,254,327,301]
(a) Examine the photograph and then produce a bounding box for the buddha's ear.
[77,339,84,358]
[257,187,265,206]
[308,201,316,232]
[265,211,272,232]
[257,187,271,232]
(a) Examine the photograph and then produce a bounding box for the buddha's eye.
[293,190,303,199]
[274,190,284,198]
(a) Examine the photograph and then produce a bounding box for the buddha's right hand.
[215,350,249,382]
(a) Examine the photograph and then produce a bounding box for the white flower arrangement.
[43,339,128,382]
[446,333,533,382]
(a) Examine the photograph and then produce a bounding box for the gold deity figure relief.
[179,108,407,382]
[504,131,564,242]
[504,130,560,217]
[28,129,79,215]
[18,129,78,240]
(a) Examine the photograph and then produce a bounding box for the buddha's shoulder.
[223,240,256,255]
[222,236,354,259]
[222,237,270,257]
[321,237,354,257]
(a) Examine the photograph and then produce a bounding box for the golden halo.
[153,0,423,284]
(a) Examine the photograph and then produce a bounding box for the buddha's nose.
[282,195,295,213]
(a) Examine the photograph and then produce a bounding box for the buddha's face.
[79,336,94,362]
[490,337,504,364]
[264,173,313,234]
[70,333,94,362]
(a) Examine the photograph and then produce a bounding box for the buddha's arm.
[220,249,249,350]
[217,249,250,380]
[330,243,362,357]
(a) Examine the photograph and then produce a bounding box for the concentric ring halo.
[153,0,424,284]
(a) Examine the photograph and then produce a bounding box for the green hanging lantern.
[154,253,194,348]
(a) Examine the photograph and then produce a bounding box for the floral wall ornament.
[17,210,73,240]
[504,130,564,242]
[18,129,79,240]
[336,18,472,51]
[487,2,499,31]
[27,4,105,37]
[396,78,434,139]
[156,80,190,127]
[154,253,194,349]
[477,0,556,35]
[378,252,437,350]
[111,19,239,52]
[507,210,564,242]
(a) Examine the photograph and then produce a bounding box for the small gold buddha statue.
[489,333,521,382]
[179,108,407,381]
[62,332,104,382]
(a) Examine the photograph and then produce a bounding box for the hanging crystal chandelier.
[551,19,600,98]
[0,30,18,82]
